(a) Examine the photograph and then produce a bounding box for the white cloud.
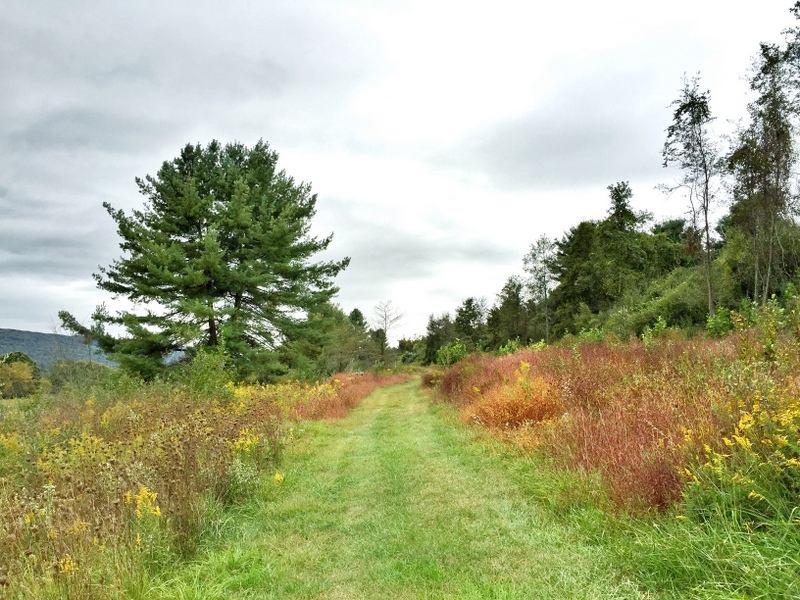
[1,0,797,339]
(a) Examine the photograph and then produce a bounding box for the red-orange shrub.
[289,372,412,420]
[466,370,562,430]
[434,338,735,511]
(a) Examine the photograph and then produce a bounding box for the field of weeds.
[429,304,800,596]
[0,363,407,599]
[432,337,729,509]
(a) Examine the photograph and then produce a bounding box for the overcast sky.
[1,1,797,341]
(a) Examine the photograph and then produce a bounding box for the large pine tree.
[72,140,349,378]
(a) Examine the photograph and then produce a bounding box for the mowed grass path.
[155,382,642,599]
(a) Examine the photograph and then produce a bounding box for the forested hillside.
[0,328,113,369]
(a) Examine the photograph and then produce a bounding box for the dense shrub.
[436,339,468,366]
[47,359,113,392]
[0,351,40,398]
[433,335,738,510]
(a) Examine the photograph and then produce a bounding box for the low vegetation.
[0,354,407,598]
[429,301,800,596]
[149,383,640,599]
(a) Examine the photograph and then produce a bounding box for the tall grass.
[430,307,800,595]
[433,337,731,509]
[0,360,405,598]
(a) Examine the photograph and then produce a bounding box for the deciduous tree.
[523,235,556,343]
[662,75,720,316]
[726,43,797,302]
[371,300,404,360]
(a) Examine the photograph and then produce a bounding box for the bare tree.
[371,300,405,359]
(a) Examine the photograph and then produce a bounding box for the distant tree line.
[56,3,800,378]
[421,4,800,362]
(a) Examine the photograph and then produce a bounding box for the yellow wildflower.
[58,554,78,578]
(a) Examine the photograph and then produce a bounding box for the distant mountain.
[0,328,115,370]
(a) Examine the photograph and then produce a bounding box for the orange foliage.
[466,371,562,430]
[289,372,413,420]
[435,339,735,511]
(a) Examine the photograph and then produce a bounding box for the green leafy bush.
[47,360,113,392]
[497,338,522,356]
[437,339,468,366]
[706,306,734,337]
[0,352,39,398]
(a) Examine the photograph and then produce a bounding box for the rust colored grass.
[288,372,413,420]
[434,338,738,511]
[466,372,563,430]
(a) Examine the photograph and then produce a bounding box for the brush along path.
[155,382,640,599]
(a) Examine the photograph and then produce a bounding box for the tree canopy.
[65,140,349,379]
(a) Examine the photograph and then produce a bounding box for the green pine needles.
[67,140,349,380]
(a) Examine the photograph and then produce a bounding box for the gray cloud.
[0,1,793,339]
[433,49,675,192]
[342,232,515,282]
[9,109,169,153]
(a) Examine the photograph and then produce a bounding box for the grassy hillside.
[0,327,114,369]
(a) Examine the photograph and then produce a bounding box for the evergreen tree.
[454,297,487,351]
[486,277,531,349]
[64,140,349,379]
[423,313,456,365]
[313,305,380,374]
[548,184,684,336]
[348,308,367,329]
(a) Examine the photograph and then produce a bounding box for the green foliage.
[424,313,456,365]
[640,316,668,350]
[0,351,40,378]
[0,352,40,398]
[706,306,734,337]
[347,308,367,329]
[662,74,720,317]
[68,140,349,379]
[496,338,523,356]
[436,339,467,366]
[178,347,234,402]
[548,184,689,337]
[523,236,557,343]
[454,297,487,351]
[486,277,531,349]
[397,337,426,365]
[601,264,722,339]
[313,305,382,375]
[575,327,605,345]
[47,360,113,392]
[0,362,36,398]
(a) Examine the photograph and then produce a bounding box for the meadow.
[429,301,800,597]
[3,301,800,598]
[0,356,408,599]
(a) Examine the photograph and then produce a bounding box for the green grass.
[150,382,643,599]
